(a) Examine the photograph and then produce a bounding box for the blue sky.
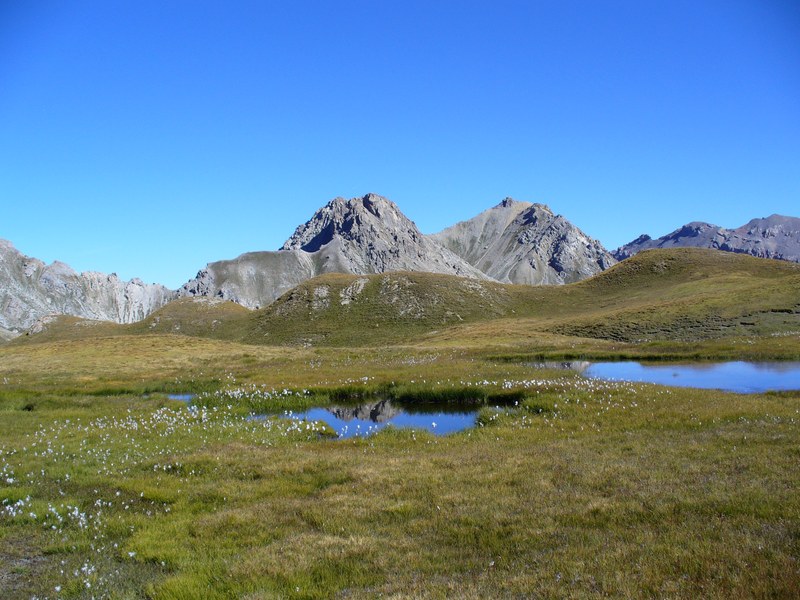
[2,0,798,288]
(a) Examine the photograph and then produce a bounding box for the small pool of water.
[168,394,195,402]
[274,399,479,438]
[584,361,800,393]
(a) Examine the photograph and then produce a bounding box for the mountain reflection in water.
[285,399,478,439]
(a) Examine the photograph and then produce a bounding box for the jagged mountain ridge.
[178,194,488,308]
[180,194,613,310]
[281,194,487,279]
[15,249,800,347]
[615,215,800,262]
[5,193,573,335]
[430,198,617,284]
[7,193,796,338]
[0,239,175,334]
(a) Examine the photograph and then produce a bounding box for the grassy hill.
[247,248,800,347]
[129,297,254,340]
[8,248,800,355]
[541,248,800,342]
[8,297,254,345]
[245,271,533,346]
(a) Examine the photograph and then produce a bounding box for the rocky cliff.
[178,251,316,310]
[615,215,800,262]
[430,199,616,284]
[0,239,175,335]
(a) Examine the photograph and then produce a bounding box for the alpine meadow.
[2,221,800,597]
[3,2,800,598]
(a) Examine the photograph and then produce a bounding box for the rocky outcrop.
[615,215,800,262]
[179,251,317,310]
[430,199,616,284]
[180,193,488,308]
[0,239,175,335]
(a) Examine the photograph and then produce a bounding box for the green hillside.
[129,297,254,340]
[247,248,800,347]
[8,297,253,345]
[9,248,800,354]
[245,271,533,346]
[544,248,800,342]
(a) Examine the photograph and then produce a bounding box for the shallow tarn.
[583,360,800,393]
[170,360,800,438]
[254,399,482,438]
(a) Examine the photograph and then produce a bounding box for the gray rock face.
[180,193,488,308]
[430,199,617,284]
[282,193,489,279]
[615,215,800,262]
[179,251,316,310]
[0,239,176,335]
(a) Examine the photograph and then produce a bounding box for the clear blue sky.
[2,0,798,288]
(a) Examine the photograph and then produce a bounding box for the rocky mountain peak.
[629,234,652,245]
[276,193,489,277]
[739,214,798,235]
[177,194,490,310]
[323,192,389,213]
[281,193,413,253]
[491,197,528,210]
[670,222,715,238]
[361,192,386,215]
[497,197,520,209]
[430,199,616,285]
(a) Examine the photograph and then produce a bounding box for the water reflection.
[327,399,399,423]
[584,361,800,393]
[283,399,478,439]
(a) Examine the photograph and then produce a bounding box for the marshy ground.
[1,337,798,599]
[1,249,799,598]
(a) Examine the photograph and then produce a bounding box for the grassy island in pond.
[1,250,799,598]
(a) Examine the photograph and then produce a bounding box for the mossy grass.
[2,350,799,598]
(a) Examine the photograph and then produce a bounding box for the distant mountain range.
[0,239,174,339]
[178,194,614,308]
[614,214,800,262]
[1,193,797,338]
